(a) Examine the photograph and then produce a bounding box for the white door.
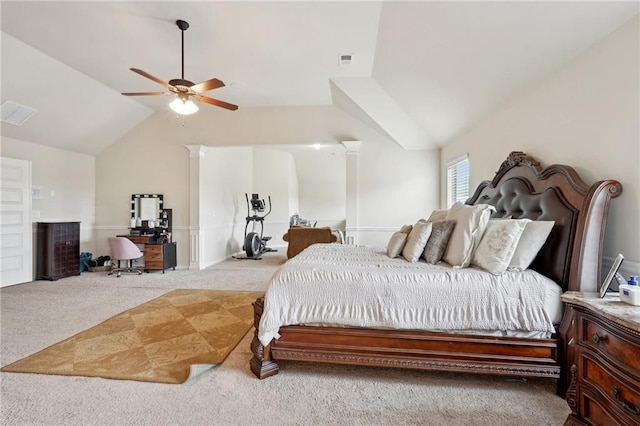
[0,157,32,287]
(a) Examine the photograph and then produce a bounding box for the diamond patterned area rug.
[1,289,263,384]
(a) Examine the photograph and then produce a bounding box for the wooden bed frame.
[249,151,622,396]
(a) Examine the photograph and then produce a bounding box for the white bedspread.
[258,244,563,346]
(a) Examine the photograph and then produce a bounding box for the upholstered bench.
[282,227,338,258]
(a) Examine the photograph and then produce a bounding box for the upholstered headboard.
[466,151,622,292]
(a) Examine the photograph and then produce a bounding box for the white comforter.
[258,244,563,346]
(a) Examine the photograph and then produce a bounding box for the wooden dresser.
[121,235,176,273]
[36,222,81,281]
[562,292,640,425]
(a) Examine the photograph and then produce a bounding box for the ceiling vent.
[1,100,37,126]
[339,53,353,66]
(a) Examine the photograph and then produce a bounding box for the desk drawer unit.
[144,245,163,270]
[144,242,176,273]
[119,235,177,273]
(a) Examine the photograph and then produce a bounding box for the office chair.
[108,237,144,277]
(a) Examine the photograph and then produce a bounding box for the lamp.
[169,98,199,115]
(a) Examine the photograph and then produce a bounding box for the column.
[342,140,362,245]
[184,145,207,270]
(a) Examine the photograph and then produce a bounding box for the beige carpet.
[1,252,571,425]
[1,289,263,383]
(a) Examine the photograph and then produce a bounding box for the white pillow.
[402,220,433,263]
[427,209,448,222]
[443,202,496,267]
[399,224,413,234]
[508,221,555,271]
[472,219,529,275]
[387,232,408,258]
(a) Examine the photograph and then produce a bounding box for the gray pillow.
[422,220,456,264]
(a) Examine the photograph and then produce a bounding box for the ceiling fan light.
[169,98,199,115]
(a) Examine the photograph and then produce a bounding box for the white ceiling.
[1,1,638,155]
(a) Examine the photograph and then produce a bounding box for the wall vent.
[1,100,37,126]
[339,53,353,66]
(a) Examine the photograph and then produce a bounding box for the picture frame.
[600,253,624,298]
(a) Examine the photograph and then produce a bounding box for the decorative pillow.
[443,202,496,267]
[387,231,408,258]
[472,219,529,275]
[402,220,433,263]
[427,209,448,222]
[508,221,555,271]
[399,224,413,234]
[422,220,456,264]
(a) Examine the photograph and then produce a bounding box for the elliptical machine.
[242,193,276,259]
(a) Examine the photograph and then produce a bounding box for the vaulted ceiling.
[1,1,638,155]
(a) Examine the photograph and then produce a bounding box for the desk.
[119,235,176,273]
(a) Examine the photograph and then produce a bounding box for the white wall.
[299,180,345,229]
[199,146,252,265]
[287,155,300,223]
[200,145,346,256]
[94,114,191,265]
[356,137,440,246]
[295,147,346,230]
[441,15,640,275]
[252,148,297,248]
[95,105,441,263]
[1,137,96,258]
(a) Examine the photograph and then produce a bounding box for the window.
[446,154,470,207]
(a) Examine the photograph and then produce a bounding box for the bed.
[249,151,621,396]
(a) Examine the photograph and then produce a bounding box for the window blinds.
[446,154,470,207]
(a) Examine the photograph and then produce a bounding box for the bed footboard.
[250,296,560,381]
[250,297,279,379]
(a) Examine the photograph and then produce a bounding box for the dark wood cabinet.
[36,222,81,281]
[562,292,640,426]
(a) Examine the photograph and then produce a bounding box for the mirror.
[131,194,163,221]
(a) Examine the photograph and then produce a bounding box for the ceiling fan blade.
[129,68,173,89]
[190,78,225,93]
[122,92,168,96]
[195,95,238,111]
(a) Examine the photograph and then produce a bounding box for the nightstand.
[561,291,640,425]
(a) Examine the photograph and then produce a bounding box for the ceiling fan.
[122,19,238,114]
